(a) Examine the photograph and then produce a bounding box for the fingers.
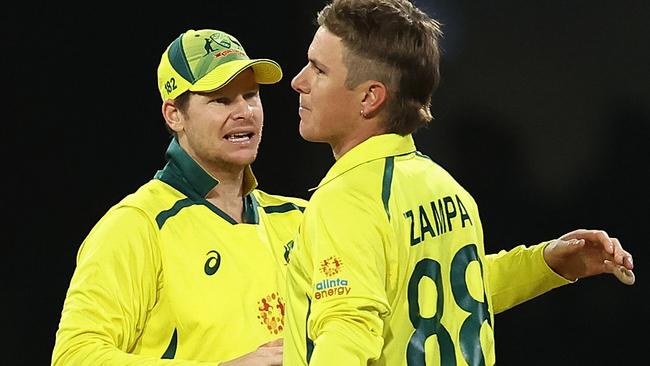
[219,344,283,366]
[561,229,633,259]
[563,230,634,269]
[261,338,283,347]
[604,259,635,285]
[611,237,634,270]
[574,229,615,254]
[260,346,283,365]
[258,346,282,366]
[259,339,283,365]
[252,344,283,365]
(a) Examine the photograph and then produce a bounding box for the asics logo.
[204,250,222,275]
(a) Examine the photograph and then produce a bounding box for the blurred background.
[7,0,648,364]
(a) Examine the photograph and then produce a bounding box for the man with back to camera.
[282,0,635,365]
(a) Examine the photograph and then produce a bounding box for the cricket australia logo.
[319,255,343,277]
[257,292,285,335]
[283,240,294,264]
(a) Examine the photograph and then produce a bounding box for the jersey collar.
[311,133,416,191]
[154,137,258,199]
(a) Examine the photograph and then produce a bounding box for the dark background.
[8,0,648,364]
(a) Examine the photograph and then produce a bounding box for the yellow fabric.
[487,242,572,314]
[284,133,571,366]
[52,180,305,365]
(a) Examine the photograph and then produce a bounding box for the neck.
[331,119,386,160]
[206,166,247,223]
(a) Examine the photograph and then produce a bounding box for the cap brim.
[190,59,282,93]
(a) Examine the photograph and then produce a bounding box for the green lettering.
[405,210,421,246]
[419,204,436,240]
[443,196,456,231]
[456,195,473,228]
[431,200,446,234]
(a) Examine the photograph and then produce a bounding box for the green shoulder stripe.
[156,198,195,228]
[382,156,395,221]
[156,198,240,228]
[262,202,306,214]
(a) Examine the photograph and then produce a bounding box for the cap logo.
[203,32,243,55]
[215,48,246,58]
[190,32,249,81]
[205,32,235,50]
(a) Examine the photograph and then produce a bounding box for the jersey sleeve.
[305,190,391,365]
[51,206,215,366]
[486,242,573,313]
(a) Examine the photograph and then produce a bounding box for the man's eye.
[214,98,230,104]
[310,63,323,74]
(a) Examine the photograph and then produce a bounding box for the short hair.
[317,0,443,135]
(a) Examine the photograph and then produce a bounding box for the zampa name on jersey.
[314,278,351,300]
[403,193,474,246]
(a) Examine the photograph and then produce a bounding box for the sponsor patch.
[314,278,351,300]
[319,255,343,277]
[257,292,285,334]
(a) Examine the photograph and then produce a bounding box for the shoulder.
[85,179,179,241]
[116,179,187,219]
[309,181,385,226]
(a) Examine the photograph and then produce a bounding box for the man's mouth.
[225,132,254,142]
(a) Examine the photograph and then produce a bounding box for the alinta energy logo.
[315,255,351,300]
[319,255,343,277]
[314,278,351,300]
[257,292,285,335]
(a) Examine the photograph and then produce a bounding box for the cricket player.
[52,29,305,365]
[283,1,635,365]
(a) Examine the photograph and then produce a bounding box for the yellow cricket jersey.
[52,138,306,365]
[284,134,570,366]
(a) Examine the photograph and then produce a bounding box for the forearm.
[486,242,572,313]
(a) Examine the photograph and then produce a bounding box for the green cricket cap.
[157,29,282,100]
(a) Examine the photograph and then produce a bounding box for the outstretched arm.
[543,229,635,284]
[486,228,635,313]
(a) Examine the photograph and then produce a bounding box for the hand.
[219,339,283,366]
[543,229,634,284]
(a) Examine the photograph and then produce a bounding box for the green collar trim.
[242,193,260,224]
[154,137,259,225]
[311,133,416,191]
[154,137,216,198]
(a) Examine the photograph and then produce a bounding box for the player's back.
[284,134,495,366]
[381,151,495,366]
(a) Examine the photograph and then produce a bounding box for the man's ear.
[162,100,184,133]
[360,81,387,118]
